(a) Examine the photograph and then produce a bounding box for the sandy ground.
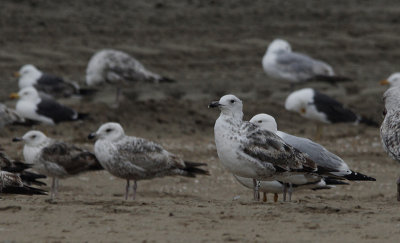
[1,0,400,242]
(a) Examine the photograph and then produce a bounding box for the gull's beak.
[208,101,220,108]
[300,108,306,114]
[88,133,97,140]
[14,72,20,77]
[12,137,23,142]
[9,93,20,99]
[380,79,390,85]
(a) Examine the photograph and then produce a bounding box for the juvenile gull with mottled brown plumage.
[88,122,209,200]
[13,131,102,200]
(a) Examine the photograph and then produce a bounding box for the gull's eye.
[258,120,262,123]
[31,135,36,139]
[383,108,387,117]
[106,128,112,133]
[230,99,235,104]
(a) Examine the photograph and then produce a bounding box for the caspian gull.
[250,113,375,181]
[380,86,400,201]
[262,39,350,86]
[285,88,378,138]
[12,130,103,200]
[86,49,175,104]
[10,87,87,125]
[0,170,47,195]
[380,72,400,87]
[15,64,95,98]
[88,122,209,200]
[209,94,323,201]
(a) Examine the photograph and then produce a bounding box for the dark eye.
[106,128,112,133]
[230,99,235,104]
[258,120,262,123]
[31,135,36,139]
[383,108,387,117]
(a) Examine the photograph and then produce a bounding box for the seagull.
[209,94,323,201]
[0,103,26,128]
[380,86,400,201]
[0,151,46,186]
[234,175,345,202]
[86,49,175,105]
[88,122,209,200]
[0,170,47,195]
[15,64,95,98]
[12,130,103,200]
[285,88,378,138]
[380,73,400,87]
[262,39,350,87]
[249,113,376,182]
[10,87,87,125]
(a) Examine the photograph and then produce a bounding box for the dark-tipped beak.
[208,101,220,108]
[88,133,96,140]
[12,137,22,142]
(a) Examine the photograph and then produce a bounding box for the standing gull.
[380,86,400,201]
[380,72,400,87]
[10,87,87,125]
[86,49,175,104]
[262,39,350,86]
[88,122,208,200]
[13,131,103,200]
[285,88,378,138]
[209,94,323,201]
[15,64,95,98]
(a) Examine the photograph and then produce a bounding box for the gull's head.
[285,88,314,116]
[12,130,49,147]
[383,86,400,113]
[380,73,400,87]
[88,122,125,141]
[209,94,243,119]
[249,113,278,133]
[10,87,40,101]
[15,64,41,78]
[267,39,291,54]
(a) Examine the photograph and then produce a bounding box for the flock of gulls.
[0,38,399,203]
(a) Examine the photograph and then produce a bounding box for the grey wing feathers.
[276,52,332,80]
[381,112,400,162]
[278,132,344,171]
[241,122,316,172]
[41,142,101,174]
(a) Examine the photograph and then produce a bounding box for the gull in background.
[262,39,350,87]
[380,73,400,87]
[13,131,103,200]
[86,49,175,105]
[10,87,87,125]
[15,64,95,98]
[0,170,46,195]
[285,88,378,139]
[88,122,209,200]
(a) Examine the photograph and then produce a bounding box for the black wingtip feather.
[344,171,376,181]
[311,75,352,84]
[159,77,176,83]
[324,178,350,185]
[2,186,47,195]
[183,161,210,177]
[359,116,379,127]
[77,113,89,120]
[78,88,97,96]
